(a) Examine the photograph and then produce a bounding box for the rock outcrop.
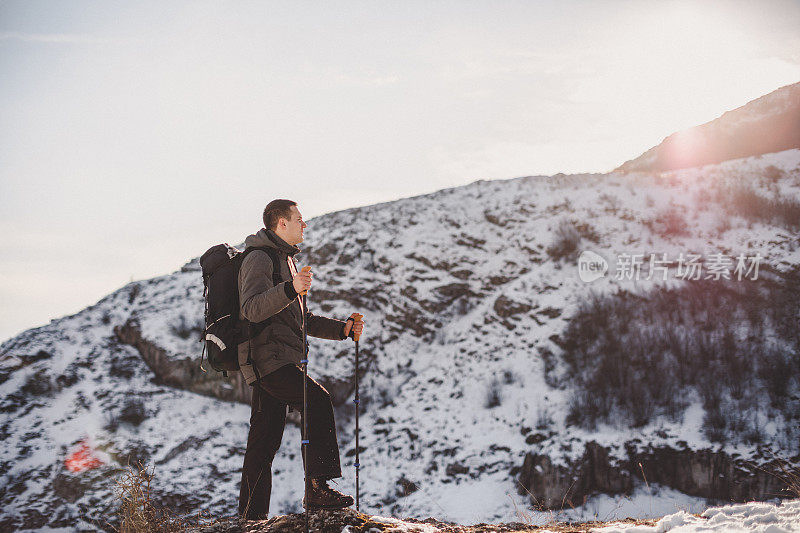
[114,319,252,405]
[114,319,354,409]
[518,441,791,509]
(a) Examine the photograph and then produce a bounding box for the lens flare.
[662,128,710,171]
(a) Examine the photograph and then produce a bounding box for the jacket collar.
[244,228,301,257]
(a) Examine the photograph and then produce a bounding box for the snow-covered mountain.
[3,149,799,530]
[2,92,800,531]
[615,82,800,173]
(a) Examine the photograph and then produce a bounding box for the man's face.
[280,205,307,245]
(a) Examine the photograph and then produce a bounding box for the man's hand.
[293,266,312,295]
[343,313,364,341]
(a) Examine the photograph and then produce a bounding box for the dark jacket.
[237,228,347,385]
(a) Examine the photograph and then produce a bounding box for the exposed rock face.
[518,441,789,509]
[114,319,353,408]
[518,442,632,508]
[114,319,252,405]
[632,444,789,502]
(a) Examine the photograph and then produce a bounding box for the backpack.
[199,244,282,376]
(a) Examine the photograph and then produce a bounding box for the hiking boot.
[302,479,354,510]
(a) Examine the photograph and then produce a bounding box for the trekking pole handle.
[298,266,312,296]
[352,313,363,342]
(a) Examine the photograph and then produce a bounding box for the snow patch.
[592,500,800,532]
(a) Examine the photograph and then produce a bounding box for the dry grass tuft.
[772,458,800,499]
[113,462,220,532]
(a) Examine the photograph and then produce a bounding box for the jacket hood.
[244,228,300,256]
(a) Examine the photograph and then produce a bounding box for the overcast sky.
[1,0,799,343]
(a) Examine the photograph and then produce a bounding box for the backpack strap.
[240,246,284,288]
[240,246,286,385]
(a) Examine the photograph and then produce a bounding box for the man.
[237,199,364,520]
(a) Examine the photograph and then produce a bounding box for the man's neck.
[272,230,295,247]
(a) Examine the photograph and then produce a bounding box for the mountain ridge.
[615,81,800,173]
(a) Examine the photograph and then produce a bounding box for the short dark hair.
[263,199,297,230]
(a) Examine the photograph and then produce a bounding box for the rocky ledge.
[114,320,353,408]
[193,508,658,533]
[518,440,794,509]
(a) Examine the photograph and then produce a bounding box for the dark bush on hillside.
[718,183,800,231]
[170,315,202,340]
[546,220,599,262]
[485,379,502,408]
[546,221,581,261]
[119,399,147,426]
[555,268,800,446]
[21,368,57,397]
[106,399,147,432]
[763,165,785,183]
[650,206,689,237]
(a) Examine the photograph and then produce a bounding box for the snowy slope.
[2,149,800,530]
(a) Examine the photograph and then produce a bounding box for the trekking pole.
[352,313,363,511]
[299,266,311,533]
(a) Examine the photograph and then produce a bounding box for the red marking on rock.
[65,440,103,473]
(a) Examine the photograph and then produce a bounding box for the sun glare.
[663,128,709,170]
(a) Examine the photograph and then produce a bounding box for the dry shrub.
[749,455,800,500]
[114,463,218,532]
[556,269,800,445]
[546,221,581,261]
[775,459,800,499]
[763,165,785,183]
[719,182,800,231]
[546,219,598,262]
[650,206,689,237]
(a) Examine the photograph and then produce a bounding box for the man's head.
[263,199,306,245]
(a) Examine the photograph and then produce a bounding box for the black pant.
[238,364,343,519]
